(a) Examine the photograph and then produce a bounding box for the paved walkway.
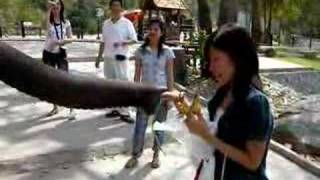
[0,58,318,179]
[259,57,304,71]
[1,41,100,60]
[1,40,305,71]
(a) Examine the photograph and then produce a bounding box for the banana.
[190,94,201,114]
[177,99,189,115]
[177,94,202,116]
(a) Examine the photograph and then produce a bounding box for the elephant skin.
[0,42,166,114]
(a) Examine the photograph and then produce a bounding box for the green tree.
[217,0,238,27]
[296,0,320,49]
[251,0,262,45]
[68,0,97,38]
[261,0,305,45]
[0,0,43,34]
[197,0,212,34]
[0,0,16,25]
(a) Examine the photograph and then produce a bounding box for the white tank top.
[212,108,225,134]
[44,20,72,53]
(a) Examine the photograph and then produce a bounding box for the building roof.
[144,0,189,10]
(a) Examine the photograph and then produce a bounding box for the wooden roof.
[144,0,189,10]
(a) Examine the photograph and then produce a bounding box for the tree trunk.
[266,0,273,46]
[263,0,267,31]
[197,0,212,34]
[309,32,313,50]
[137,0,145,41]
[123,0,126,9]
[278,20,282,46]
[217,0,238,28]
[20,21,25,38]
[251,0,262,45]
[0,42,164,114]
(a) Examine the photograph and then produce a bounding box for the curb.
[174,83,320,178]
[269,140,320,177]
[260,68,314,73]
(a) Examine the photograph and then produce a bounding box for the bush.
[259,46,276,57]
[87,19,99,35]
[301,51,318,59]
[265,48,276,57]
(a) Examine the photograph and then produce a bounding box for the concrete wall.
[264,71,320,95]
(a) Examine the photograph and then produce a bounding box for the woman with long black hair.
[163,24,274,179]
[43,0,75,120]
[125,19,175,169]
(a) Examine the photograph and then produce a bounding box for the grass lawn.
[274,49,320,69]
[276,56,320,70]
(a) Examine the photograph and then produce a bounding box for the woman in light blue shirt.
[125,19,175,169]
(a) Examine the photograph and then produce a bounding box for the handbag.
[59,47,67,59]
[115,54,127,61]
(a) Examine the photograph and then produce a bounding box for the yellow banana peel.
[177,94,201,116]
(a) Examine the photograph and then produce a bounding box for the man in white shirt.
[95,0,137,123]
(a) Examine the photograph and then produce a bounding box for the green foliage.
[265,0,320,37]
[123,0,139,9]
[242,0,320,45]
[190,31,206,60]
[190,30,208,76]
[277,56,320,70]
[0,0,142,35]
[68,0,96,36]
[297,0,320,36]
[197,0,212,33]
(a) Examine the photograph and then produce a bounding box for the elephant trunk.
[0,42,165,114]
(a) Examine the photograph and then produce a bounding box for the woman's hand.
[163,90,212,143]
[185,112,211,142]
[57,40,65,46]
[161,90,180,102]
[46,5,54,28]
[62,39,73,45]
[162,90,181,110]
[57,39,72,46]
[47,3,54,12]
[162,90,190,115]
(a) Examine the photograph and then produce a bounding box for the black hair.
[109,0,123,7]
[50,0,65,24]
[204,24,261,103]
[141,18,166,58]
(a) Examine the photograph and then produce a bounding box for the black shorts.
[42,50,69,71]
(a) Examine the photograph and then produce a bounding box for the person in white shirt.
[95,0,137,123]
[43,0,75,120]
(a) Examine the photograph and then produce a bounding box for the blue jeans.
[132,102,167,157]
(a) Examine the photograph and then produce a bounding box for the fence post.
[21,21,25,38]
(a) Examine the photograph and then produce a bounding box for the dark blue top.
[208,87,274,180]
